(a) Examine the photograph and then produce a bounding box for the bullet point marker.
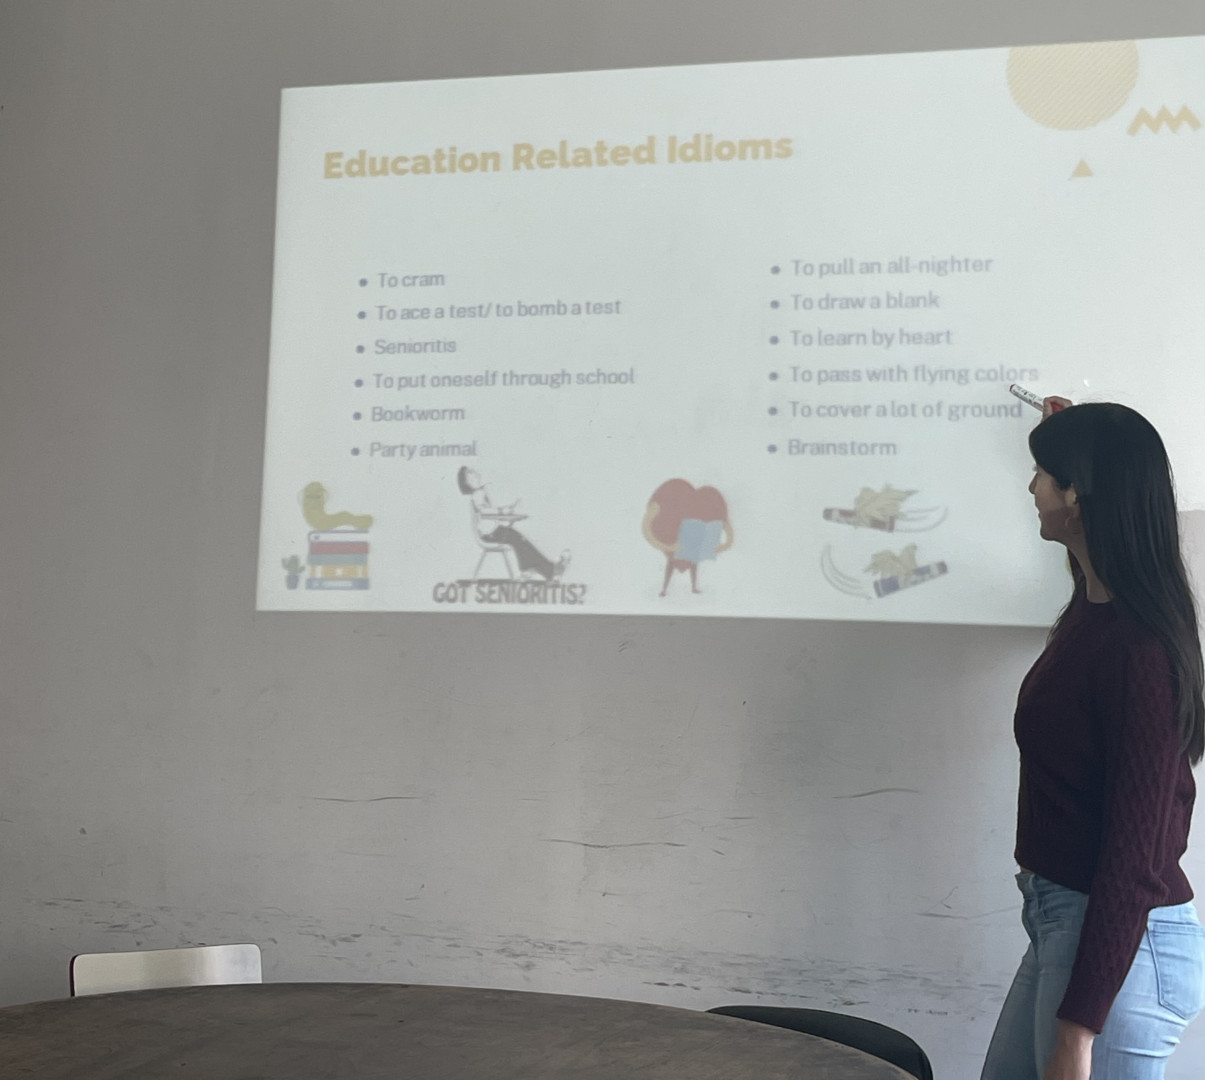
[356,345,365,354]
[770,336,779,344]
[359,278,368,286]
[769,407,778,415]
[769,372,779,381]
[768,445,778,453]
[351,447,360,456]
[353,412,362,420]
[770,300,780,309]
[771,266,781,274]
[354,379,363,387]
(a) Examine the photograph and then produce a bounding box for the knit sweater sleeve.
[1056,626,1184,1032]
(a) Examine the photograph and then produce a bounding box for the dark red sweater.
[1013,591,1196,1033]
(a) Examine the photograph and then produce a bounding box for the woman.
[457,466,568,581]
[981,399,1205,1079]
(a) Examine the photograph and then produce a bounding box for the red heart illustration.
[645,479,729,557]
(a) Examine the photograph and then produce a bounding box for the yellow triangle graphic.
[1071,159,1093,178]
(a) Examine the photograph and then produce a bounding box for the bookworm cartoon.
[297,481,372,590]
[642,478,733,596]
[302,481,373,531]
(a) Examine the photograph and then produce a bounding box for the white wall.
[3,3,1205,1077]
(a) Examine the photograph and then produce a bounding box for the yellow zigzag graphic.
[1127,106,1201,135]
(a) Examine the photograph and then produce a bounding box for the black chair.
[706,1005,933,1080]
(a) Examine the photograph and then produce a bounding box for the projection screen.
[257,36,1205,623]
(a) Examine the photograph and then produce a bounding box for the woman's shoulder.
[1085,606,1175,687]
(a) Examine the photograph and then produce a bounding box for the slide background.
[4,4,1205,1078]
[261,40,1205,623]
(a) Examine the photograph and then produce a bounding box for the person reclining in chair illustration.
[457,466,569,581]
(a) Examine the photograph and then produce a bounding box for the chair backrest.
[70,943,262,997]
[470,503,506,551]
[707,1005,932,1080]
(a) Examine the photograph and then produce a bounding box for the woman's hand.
[1042,1019,1094,1080]
[1042,396,1073,420]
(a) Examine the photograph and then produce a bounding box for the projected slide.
[258,37,1205,624]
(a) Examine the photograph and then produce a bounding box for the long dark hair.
[1029,403,1204,763]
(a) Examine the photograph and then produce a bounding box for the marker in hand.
[1010,384,1065,413]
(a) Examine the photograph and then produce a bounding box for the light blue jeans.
[981,872,1205,1079]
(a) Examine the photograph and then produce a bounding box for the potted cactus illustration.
[282,554,305,589]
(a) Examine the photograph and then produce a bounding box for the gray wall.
[3,3,1205,1077]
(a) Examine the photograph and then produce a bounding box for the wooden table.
[0,983,913,1079]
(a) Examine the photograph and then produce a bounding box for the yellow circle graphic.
[1007,41,1139,130]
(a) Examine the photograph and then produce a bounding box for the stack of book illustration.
[306,530,370,589]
